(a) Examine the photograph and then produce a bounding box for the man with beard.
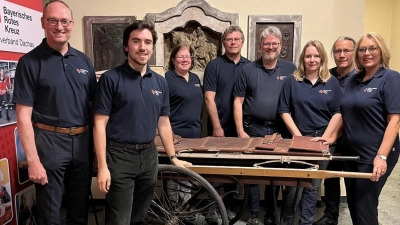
[233,26,296,225]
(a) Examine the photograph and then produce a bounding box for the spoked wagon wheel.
[147,165,229,225]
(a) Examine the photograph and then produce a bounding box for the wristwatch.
[376,154,387,161]
[169,154,178,160]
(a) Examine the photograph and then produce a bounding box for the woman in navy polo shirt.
[278,40,342,225]
[316,33,400,225]
[165,43,203,211]
[165,43,203,138]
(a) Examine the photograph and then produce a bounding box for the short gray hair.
[331,36,356,57]
[259,26,282,43]
[221,25,245,42]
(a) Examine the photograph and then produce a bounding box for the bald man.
[13,1,96,224]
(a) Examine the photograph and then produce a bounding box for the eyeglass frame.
[224,37,242,43]
[46,18,73,27]
[261,42,281,48]
[358,46,379,54]
[333,49,354,55]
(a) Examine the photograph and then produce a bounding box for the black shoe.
[313,216,338,225]
[264,216,276,225]
[246,216,261,225]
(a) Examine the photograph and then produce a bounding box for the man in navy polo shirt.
[313,36,356,225]
[13,1,97,224]
[204,25,251,137]
[233,26,296,225]
[203,25,250,223]
[93,20,191,225]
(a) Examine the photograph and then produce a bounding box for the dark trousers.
[244,121,279,217]
[34,127,92,225]
[207,119,237,137]
[105,145,158,225]
[343,161,396,225]
[322,159,343,220]
[208,121,237,204]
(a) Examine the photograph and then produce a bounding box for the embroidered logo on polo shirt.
[319,89,332,94]
[194,84,201,87]
[76,68,89,75]
[276,76,287,80]
[152,90,162,96]
[363,87,377,92]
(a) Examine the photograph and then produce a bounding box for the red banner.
[6,0,42,12]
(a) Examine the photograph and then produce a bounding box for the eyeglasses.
[224,37,242,43]
[175,55,193,60]
[358,46,379,54]
[47,18,73,27]
[333,49,354,55]
[262,42,280,48]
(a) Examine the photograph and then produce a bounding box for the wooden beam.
[186,165,371,179]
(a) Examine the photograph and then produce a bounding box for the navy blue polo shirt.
[234,58,296,121]
[13,38,97,127]
[278,75,342,134]
[329,67,356,149]
[203,54,251,135]
[165,70,203,138]
[329,67,357,93]
[341,67,400,164]
[93,60,169,144]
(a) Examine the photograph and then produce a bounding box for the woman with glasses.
[165,43,203,138]
[315,32,400,225]
[164,43,203,218]
[278,40,342,225]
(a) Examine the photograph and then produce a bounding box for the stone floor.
[64,163,400,225]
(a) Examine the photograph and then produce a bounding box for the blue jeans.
[300,160,329,225]
[295,130,330,225]
[281,158,330,225]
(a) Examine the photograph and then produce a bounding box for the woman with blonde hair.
[315,32,400,225]
[278,40,342,225]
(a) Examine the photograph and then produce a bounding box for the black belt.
[244,115,276,127]
[302,129,326,137]
[108,140,155,150]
